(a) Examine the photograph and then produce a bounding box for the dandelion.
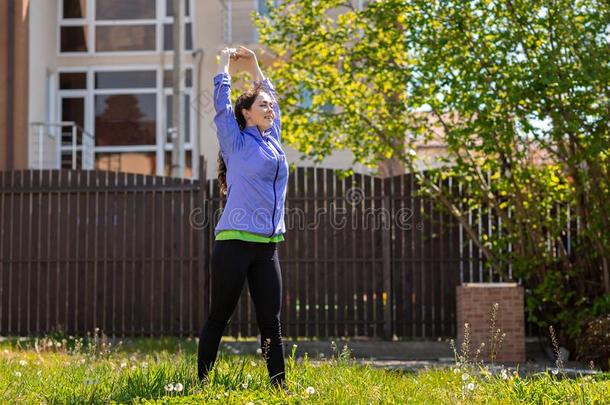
[453,368,460,374]
[256,348,262,355]
[55,342,62,348]
[141,362,148,368]
[80,358,86,364]
[130,355,136,362]
[501,369,509,380]
[250,361,256,367]
[467,382,475,391]
[174,383,184,392]
[242,382,249,389]
[14,371,22,377]
[305,386,316,395]
[120,361,127,369]
[164,383,174,392]
[130,365,137,371]
[461,373,470,381]
[19,360,27,366]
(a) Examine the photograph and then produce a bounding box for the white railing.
[29,122,95,170]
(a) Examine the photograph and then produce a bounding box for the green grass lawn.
[1,334,608,404]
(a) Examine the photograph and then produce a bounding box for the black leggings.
[198,239,285,386]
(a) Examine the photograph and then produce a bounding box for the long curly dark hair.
[217,83,266,196]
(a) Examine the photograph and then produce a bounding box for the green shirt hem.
[215,230,285,243]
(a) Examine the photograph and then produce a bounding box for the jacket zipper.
[265,136,280,237]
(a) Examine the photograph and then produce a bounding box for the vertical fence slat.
[152,175,162,335]
[99,171,109,334]
[86,170,96,333]
[126,174,136,335]
[0,171,7,334]
[134,174,144,335]
[146,174,156,335]
[39,170,50,332]
[325,169,336,338]
[74,170,85,333]
[22,171,34,335]
[319,168,328,337]
[293,168,303,337]
[195,159,207,334]
[284,167,297,338]
[309,167,317,337]
[11,171,20,334]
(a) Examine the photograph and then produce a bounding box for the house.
[0,0,446,179]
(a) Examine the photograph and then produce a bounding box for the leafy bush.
[577,315,610,371]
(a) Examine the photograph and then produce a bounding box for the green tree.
[255,0,610,344]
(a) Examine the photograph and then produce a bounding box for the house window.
[95,93,157,146]
[59,72,87,89]
[95,152,157,175]
[60,26,88,53]
[257,0,279,16]
[95,70,157,89]
[95,25,157,52]
[59,0,193,54]
[95,0,156,20]
[163,23,193,51]
[63,0,87,19]
[165,94,191,143]
[61,98,85,128]
[57,67,195,176]
[165,0,190,17]
[162,0,193,51]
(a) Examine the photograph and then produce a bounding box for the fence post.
[381,195,393,340]
[196,155,209,330]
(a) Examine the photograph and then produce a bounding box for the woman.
[198,46,289,389]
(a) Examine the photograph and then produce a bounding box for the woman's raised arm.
[233,46,282,143]
[213,48,243,153]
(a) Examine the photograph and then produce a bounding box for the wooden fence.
[0,165,208,336]
[1,158,504,339]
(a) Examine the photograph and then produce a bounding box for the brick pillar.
[456,283,526,363]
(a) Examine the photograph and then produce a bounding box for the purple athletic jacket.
[212,72,289,237]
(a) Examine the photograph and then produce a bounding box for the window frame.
[58,0,194,56]
[57,65,195,176]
